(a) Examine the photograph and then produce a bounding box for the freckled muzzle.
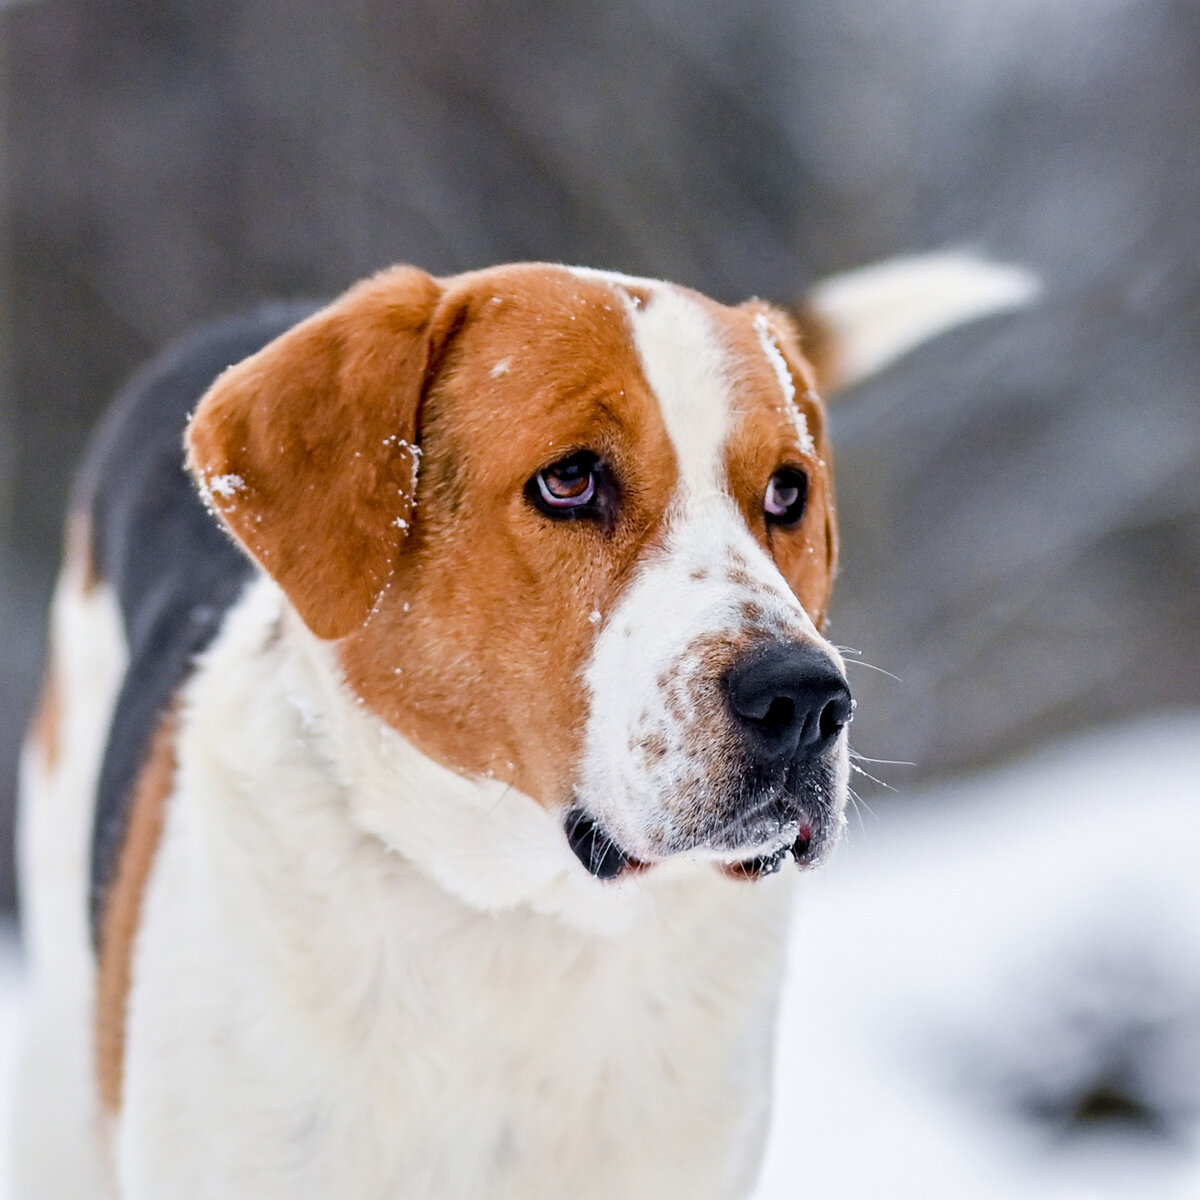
[699,641,851,872]
[565,639,852,881]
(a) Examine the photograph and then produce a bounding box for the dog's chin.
[562,804,826,883]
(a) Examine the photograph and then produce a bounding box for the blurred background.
[0,0,1197,1194]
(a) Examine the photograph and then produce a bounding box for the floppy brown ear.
[186,265,444,640]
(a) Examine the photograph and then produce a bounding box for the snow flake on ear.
[198,472,246,515]
[208,473,245,499]
[401,442,422,496]
[490,358,512,379]
[384,440,422,533]
[382,436,423,505]
[754,312,815,455]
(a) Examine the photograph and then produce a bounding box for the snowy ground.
[0,713,1196,1198]
[758,711,1200,1200]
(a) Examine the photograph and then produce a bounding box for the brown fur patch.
[635,732,669,765]
[338,266,681,808]
[715,301,838,628]
[95,707,178,1113]
[187,262,687,810]
[739,600,765,624]
[185,266,445,640]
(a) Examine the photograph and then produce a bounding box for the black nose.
[724,642,852,764]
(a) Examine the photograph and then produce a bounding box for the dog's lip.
[706,793,799,849]
[563,808,648,880]
[719,824,817,880]
[563,805,817,882]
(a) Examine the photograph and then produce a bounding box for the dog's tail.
[797,250,1040,393]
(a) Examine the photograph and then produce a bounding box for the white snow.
[206,473,244,499]
[753,313,797,407]
[399,440,421,500]
[753,312,815,455]
[756,710,1200,1200]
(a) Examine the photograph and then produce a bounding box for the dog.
[14,254,1035,1199]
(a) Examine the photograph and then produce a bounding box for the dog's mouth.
[562,806,819,882]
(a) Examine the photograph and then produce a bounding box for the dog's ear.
[186,266,445,640]
[793,251,1040,393]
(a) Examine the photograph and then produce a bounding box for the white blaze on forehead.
[570,266,819,480]
[568,267,736,500]
[625,286,734,500]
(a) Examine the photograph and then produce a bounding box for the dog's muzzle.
[566,641,852,880]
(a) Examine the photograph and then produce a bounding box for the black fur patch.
[80,303,319,949]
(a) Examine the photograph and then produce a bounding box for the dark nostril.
[818,693,853,741]
[725,642,852,763]
[760,696,795,733]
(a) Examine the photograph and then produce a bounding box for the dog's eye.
[537,452,596,507]
[764,467,808,526]
[528,450,608,521]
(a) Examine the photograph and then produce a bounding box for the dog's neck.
[277,582,665,934]
[163,573,796,1198]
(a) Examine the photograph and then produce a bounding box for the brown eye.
[526,449,622,529]
[537,452,597,508]
[764,467,808,526]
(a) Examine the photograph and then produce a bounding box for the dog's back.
[15,305,308,1195]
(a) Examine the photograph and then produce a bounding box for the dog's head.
[187,258,1035,882]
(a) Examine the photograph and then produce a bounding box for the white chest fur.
[118,578,796,1200]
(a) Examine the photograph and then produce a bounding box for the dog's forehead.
[443,263,821,483]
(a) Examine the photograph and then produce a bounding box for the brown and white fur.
[13,254,1035,1199]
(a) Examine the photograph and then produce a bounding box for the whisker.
[849,760,896,791]
[849,749,915,768]
[846,788,870,834]
[854,782,883,820]
[484,779,516,815]
[841,658,903,683]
